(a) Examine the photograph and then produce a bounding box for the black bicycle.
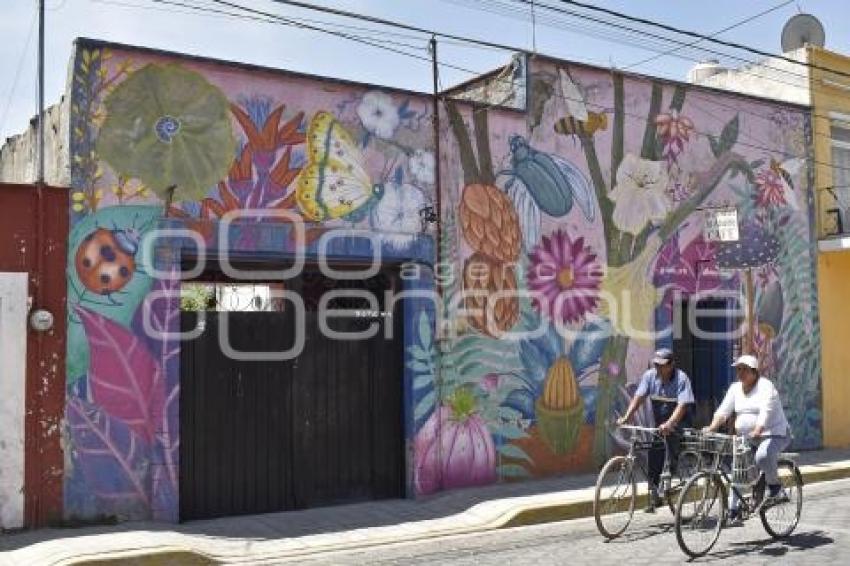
[593,424,701,539]
[673,430,803,558]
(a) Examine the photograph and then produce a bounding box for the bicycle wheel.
[667,450,701,516]
[594,455,636,539]
[675,471,726,558]
[760,459,803,538]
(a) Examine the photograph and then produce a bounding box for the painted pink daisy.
[755,168,787,207]
[527,230,603,324]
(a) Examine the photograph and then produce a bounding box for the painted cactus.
[414,389,497,495]
[536,357,584,454]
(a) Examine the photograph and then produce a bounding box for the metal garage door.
[179,269,405,520]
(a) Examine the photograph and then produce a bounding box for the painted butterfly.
[296,111,383,222]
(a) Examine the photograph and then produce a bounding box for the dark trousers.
[648,434,681,494]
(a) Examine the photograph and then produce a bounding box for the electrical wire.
[445,0,815,99]
[101,0,430,52]
[549,0,850,81]
[0,5,38,140]
[512,0,815,87]
[442,0,850,146]
[443,0,724,68]
[623,0,796,70]
[205,0,850,181]
[95,0,850,188]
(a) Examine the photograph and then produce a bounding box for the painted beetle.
[506,135,596,221]
[74,224,142,301]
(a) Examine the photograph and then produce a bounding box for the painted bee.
[769,157,794,189]
[554,111,609,139]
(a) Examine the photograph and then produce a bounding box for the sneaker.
[726,508,744,527]
[763,484,790,506]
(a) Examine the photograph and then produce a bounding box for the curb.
[12,462,850,565]
[503,461,850,529]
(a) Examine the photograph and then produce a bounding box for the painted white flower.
[357,91,400,139]
[408,149,436,186]
[370,182,427,250]
[609,153,672,235]
[598,234,664,345]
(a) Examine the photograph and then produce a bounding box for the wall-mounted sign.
[704,208,740,242]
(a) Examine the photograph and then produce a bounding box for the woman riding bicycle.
[703,354,791,522]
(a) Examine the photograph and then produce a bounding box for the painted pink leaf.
[67,396,151,513]
[130,274,181,491]
[77,306,165,444]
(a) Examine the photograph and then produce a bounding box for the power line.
[443,0,725,70]
[84,0,850,184]
[515,0,815,86]
[111,0,429,51]
[204,1,850,179]
[549,0,850,81]
[262,0,844,113]
[446,0,817,106]
[260,0,525,53]
[623,0,795,70]
[449,0,850,145]
[205,0,436,59]
[0,6,38,140]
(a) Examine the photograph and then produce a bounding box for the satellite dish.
[781,13,825,52]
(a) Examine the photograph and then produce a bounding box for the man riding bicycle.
[617,348,695,512]
[703,354,791,524]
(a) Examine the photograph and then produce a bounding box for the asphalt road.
[293,477,850,565]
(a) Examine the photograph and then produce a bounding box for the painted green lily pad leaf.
[97,64,235,201]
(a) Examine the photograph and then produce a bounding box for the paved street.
[292,478,850,565]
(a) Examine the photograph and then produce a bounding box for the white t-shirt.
[714,377,790,437]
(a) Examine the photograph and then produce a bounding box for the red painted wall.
[0,183,67,527]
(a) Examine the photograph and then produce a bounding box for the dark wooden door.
[674,298,734,427]
[180,271,404,521]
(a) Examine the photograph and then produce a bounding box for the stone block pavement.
[2,447,849,565]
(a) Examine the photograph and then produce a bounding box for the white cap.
[652,348,674,365]
[732,354,759,370]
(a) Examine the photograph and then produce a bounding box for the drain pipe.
[430,35,445,492]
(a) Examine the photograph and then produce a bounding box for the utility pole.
[37,0,45,185]
[531,0,537,53]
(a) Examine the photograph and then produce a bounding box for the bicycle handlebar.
[616,424,660,433]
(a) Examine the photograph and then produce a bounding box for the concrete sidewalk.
[3,448,849,566]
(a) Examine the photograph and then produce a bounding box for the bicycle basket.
[680,430,703,453]
[694,432,733,456]
[732,437,758,485]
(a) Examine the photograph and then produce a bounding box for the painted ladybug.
[74,226,141,298]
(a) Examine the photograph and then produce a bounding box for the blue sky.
[0,0,846,141]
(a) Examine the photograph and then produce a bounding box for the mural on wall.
[65,44,435,521]
[63,41,822,518]
[412,59,821,492]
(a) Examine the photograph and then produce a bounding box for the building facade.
[693,45,850,448]
[1,38,824,525]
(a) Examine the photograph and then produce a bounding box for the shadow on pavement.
[604,522,675,544]
[701,530,834,561]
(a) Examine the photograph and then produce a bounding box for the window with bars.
[829,117,850,234]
